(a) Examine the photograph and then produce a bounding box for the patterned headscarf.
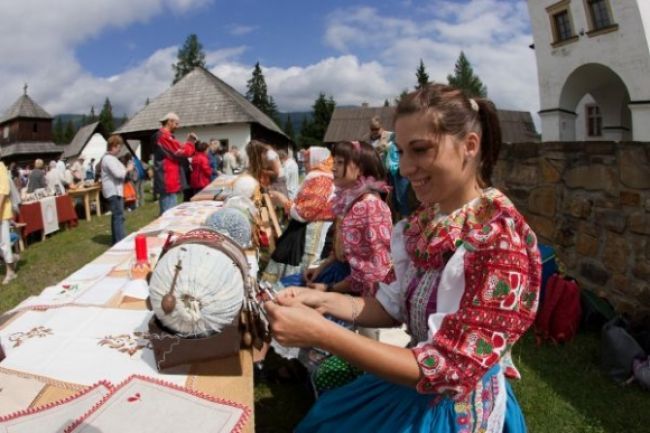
[307,146,333,173]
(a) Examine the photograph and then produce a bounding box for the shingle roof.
[324,106,540,144]
[0,142,63,158]
[117,67,286,138]
[0,94,52,124]
[62,121,106,159]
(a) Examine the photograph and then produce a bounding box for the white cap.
[159,112,180,123]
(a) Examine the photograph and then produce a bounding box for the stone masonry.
[493,142,650,321]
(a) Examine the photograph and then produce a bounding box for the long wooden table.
[0,200,255,432]
[68,184,102,221]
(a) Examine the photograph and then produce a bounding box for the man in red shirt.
[153,112,196,215]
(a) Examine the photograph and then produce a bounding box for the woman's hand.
[303,265,322,284]
[277,286,328,313]
[265,301,329,347]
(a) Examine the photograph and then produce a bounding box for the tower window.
[553,11,573,42]
[586,104,602,137]
[588,0,612,30]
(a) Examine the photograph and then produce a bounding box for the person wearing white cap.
[153,112,196,215]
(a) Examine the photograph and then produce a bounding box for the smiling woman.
[266,84,541,433]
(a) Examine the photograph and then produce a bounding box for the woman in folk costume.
[286,141,394,297]
[266,84,541,433]
[262,146,336,284]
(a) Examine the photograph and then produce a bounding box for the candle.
[135,234,148,262]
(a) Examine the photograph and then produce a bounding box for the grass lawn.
[1,199,648,433]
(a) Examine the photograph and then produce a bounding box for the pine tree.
[447,51,487,98]
[268,96,281,126]
[88,106,97,123]
[383,99,390,107]
[145,98,150,106]
[63,120,75,144]
[298,117,310,148]
[98,98,115,133]
[53,117,64,144]
[172,34,206,84]
[300,93,336,147]
[394,89,409,105]
[246,62,281,124]
[415,59,430,89]
[284,115,295,141]
[246,62,270,112]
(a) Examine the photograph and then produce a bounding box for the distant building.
[116,67,289,160]
[527,0,650,141]
[324,105,539,145]
[0,85,63,165]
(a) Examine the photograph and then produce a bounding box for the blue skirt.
[296,366,527,433]
[280,260,351,287]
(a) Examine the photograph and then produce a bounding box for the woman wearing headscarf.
[262,146,336,284]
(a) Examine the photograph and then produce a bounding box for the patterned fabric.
[398,188,541,397]
[312,355,363,394]
[335,195,394,296]
[331,176,389,216]
[288,172,335,223]
[204,208,253,248]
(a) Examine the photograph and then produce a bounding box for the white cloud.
[322,1,540,115]
[0,0,211,115]
[0,0,539,129]
[228,24,257,36]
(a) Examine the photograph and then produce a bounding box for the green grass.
[0,200,158,313]
[1,200,649,433]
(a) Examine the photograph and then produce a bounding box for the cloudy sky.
[0,0,540,120]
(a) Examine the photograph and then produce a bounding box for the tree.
[394,89,409,105]
[383,99,390,107]
[447,51,487,98]
[172,34,206,84]
[63,120,75,144]
[98,97,115,133]
[53,117,64,144]
[284,115,295,141]
[246,62,281,125]
[145,97,150,106]
[88,106,97,123]
[415,59,430,89]
[300,93,336,147]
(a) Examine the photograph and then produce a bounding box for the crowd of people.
[0,83,543,431]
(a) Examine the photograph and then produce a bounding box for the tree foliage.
[246,62,281,125]
[447,51,487,98]
[284,115,295,141]
[415,59,430,89]
[63,120,75,144]
[53,117,64,144]
[172,34,206,84]
[99,97,115,133]
[299,93,335,147]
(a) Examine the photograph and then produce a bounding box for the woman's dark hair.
[394,83,502,187]
[195,141,209,152]
[332,141,386,181]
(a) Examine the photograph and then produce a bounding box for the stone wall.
[493,142,650,320]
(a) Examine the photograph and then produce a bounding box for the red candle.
[135,234,148,262]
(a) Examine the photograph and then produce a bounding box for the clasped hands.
[263,286,329,348]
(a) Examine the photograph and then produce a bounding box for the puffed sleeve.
[342,197,394,296]
[411,216,541,397]
[376,220,410,322]
[289,175,334,222]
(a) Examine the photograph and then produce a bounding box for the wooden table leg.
[94,191,101,217]
[84,193,91,222]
